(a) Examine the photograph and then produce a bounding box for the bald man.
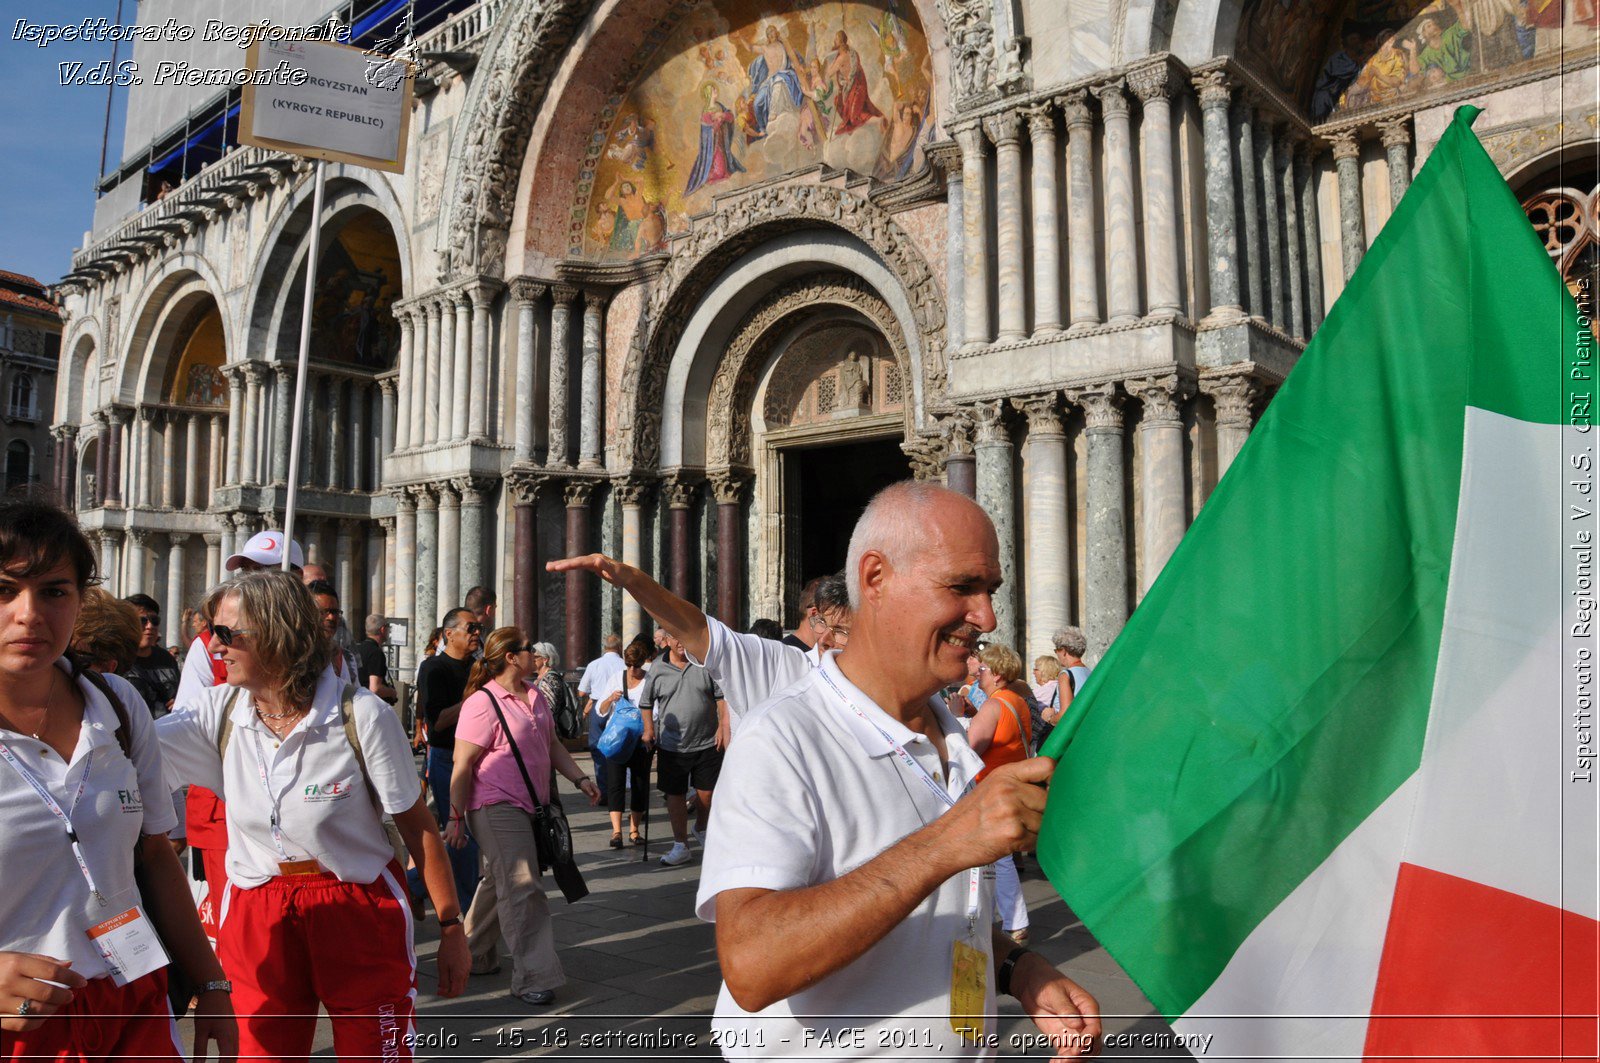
[693,481,1100,1059]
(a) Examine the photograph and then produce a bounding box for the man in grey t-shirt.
[640,634,728,867]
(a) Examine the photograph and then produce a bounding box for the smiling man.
[696,481,1100,1060]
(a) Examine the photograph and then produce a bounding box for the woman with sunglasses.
[156,570,469,1061]
[0,496,235,1062]
[443,628,599,1006]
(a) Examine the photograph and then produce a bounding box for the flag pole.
[281,158,326,570]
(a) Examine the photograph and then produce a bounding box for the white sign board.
[240,37,412,173]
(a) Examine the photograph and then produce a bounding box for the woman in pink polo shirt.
[443,628,600,1006]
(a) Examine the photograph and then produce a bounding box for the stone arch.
[116,254,231,405]
[56,326,100,423]
[617,183,943,471]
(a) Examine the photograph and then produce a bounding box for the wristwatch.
[199,980,233,995]
[997,946,1030,998]
[438,915,463,929]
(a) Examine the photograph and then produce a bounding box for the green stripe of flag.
[1035,107,1586,1018]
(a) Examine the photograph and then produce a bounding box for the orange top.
[976,688,1031,782]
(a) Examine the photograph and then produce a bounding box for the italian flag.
[1037,107,1598,1060]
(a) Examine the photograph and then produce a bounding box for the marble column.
[108,409,129,505]
[451,292,471,442]
[1279,128,1307,340]
[159,413,178,509]
[579,290,607,469]
[1069,384,1128,660]
[437,481,461,615]
[1297,142,1326,333]
[564,480,596,668]
[328,378,346,490]
[945,412,976,498]
[183,415,200,509]
[334,521,356,614]
[986,111,1027,341]
[1129,376,1189,595]
[377,381,395,478]
[1095,79,1141,324]
[511,281,545,463]
[204,533,221,592]
[272,364,293,483]
[166,534,188,644]
[218,522,236,577]
[665,477,695,601]
[510,475,542,636]
[932,145,965,354]
[94,413,109,505]
[548,286,577,466]
[224,370,243,485]
[435,296,457,445]
[377,518,395,619]
[1234,101,1265,319]
[135,410,155,507]
[457,476,486,598]
[956,124,991,349]
[394,308,414,451]
[208,414,223,496]
[1194,71,1244,322]
[1130,65,1182,317]
[1062,90,1101,329]
[1208,375,1259,478]
[468,283,496,441]
[413,485,439,642]
[1012,395,1069,663]
[1257,111,1286,330]
[417,300,438,447]
[394,489,418,674]
[972,401,1016,648]
[99,530,122,591]
[1378,117,1412,212]
[711,473,747,630]
[240,366,264,485]
[127,530,149,595]
[1025,103,1063,334]
[615,480,649,641]
[1331,131,1366,281]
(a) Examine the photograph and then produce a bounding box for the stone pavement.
[280,787,1193,1059]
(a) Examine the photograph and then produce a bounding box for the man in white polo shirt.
[695,481,1100,1059]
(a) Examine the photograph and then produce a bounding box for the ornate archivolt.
[705,273,912,467]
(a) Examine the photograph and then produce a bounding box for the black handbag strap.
[482,687,544,813]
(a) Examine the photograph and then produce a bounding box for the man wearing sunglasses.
[123,592,181,718]
[415,608,484,910]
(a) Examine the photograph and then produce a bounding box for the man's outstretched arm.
[547,554,711,662]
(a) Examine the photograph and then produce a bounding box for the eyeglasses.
[137,616,160,627]
[210,625,255,646]
[809,616,851,639]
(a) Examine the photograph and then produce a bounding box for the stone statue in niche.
[837,350,871,411]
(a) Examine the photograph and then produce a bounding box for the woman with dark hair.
[0,496,234,1060]
[156,569,468,1061]
[444,627,599,1006]
[595,639,653,847]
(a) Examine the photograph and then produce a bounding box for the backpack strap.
[338,682,425,814]
[73,659,134,760]
[215,689,240,757]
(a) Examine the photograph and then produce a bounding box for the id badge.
[949,937,987,1039]
[277,859,323,876]
[85,905,169,987]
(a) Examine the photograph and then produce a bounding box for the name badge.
[277,859,324,876]
[949,938,987,1039]
[85,904,169,987]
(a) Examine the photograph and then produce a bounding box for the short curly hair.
[1052,627,1088,658]
[977,642,1023,684]
[204,570,331,708]
[73,588,142,672]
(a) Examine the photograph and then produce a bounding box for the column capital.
[452,475,490,505]
[952,121,989,157]
[137,405,158,424]
[169,532,192,548]
[388,485,417,511]
[203,532,222,547]
[923,139,963,178]
[709,470,750,506]
[129,529,152,546]
[1127,62,1176,104]
[1329,129,1362,160]
[1091,78,1129,118]
[393,304,417,330]
[243,362,270,387]
[509,278,548,304]
[900,435,948,483]
[941,410,975,457]
[100,527,124,544]
[436,480,461,507]
[1066,384,1125,432]
[1203,373,1261,428]
[582,288,610,311]
[612,477,653,508]
[1127,374,1193,428]
[981,109,1022,146]
[1376,116,1412,149]
[378,377,397,397]
[970,399,1010,446]
[507,471,549,506]
[1010,394,1064,436]
[663,474,699,509]
[1024,101,1056,140]
[563,478,598,508]
[412,483,439,509]
[467,278,503,308]
[551,284,580,305]
[227,511,252,530]
[1191,69,1235,110]
[1058,88,1093,128]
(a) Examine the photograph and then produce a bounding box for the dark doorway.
[792,436,910,586]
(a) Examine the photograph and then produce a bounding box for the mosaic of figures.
[571,0,934,260]
[1240,0,1598,123]
[308,215,401,369]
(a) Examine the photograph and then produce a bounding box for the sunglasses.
[137,616,161,627]
[514,643,535,654]
[464,623,482,635]
[210,625,255,646]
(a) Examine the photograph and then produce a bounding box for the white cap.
[224,531,306,572]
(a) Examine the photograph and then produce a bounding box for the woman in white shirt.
[0,497,234,1061]
[157,570,468,1062]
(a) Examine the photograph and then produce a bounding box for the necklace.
[28,671,59,740]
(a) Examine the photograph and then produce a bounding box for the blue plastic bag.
[595,698,643,762]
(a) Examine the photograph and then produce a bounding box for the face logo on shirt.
[117,787,143,813]
[302,780,353,803]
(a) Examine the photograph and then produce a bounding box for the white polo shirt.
[688,615,814,731]
[576,651,625,700]
[696,653,997,1059]
[156,667,419,888]
[0,661,178,979]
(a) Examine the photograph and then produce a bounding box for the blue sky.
[0,1,131,285]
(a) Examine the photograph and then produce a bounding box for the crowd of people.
[0,478,1104,1061]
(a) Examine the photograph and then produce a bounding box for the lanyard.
[816,668,986,936]
[0,740,108,905]
[247,726,306,862]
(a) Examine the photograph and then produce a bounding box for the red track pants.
[219,860,416,1062]
[2,969,183,1062]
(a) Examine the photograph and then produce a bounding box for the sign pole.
[280,158,327,570]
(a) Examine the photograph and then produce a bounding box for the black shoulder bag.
[481,692,589,904]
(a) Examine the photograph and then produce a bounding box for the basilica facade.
[55,0,1600,676]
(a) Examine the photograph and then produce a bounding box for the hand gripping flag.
[1037,107,1598,1061]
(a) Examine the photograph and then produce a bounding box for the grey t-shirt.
[639,657,723,753]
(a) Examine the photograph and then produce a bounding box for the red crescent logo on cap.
[265,537,278,550]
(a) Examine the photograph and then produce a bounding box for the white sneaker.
[659,841,693,866]
[690,827,706,846]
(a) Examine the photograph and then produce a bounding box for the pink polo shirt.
[456,679,554,813]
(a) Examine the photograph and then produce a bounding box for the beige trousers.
[464,802,566,995]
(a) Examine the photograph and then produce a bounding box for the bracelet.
[198,979,233,995]
[575,775,592,785]
[438,916,462,929]
[997,946,1030,998]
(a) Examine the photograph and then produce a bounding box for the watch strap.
[997,946,1029,998]
[438,915,463,929]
